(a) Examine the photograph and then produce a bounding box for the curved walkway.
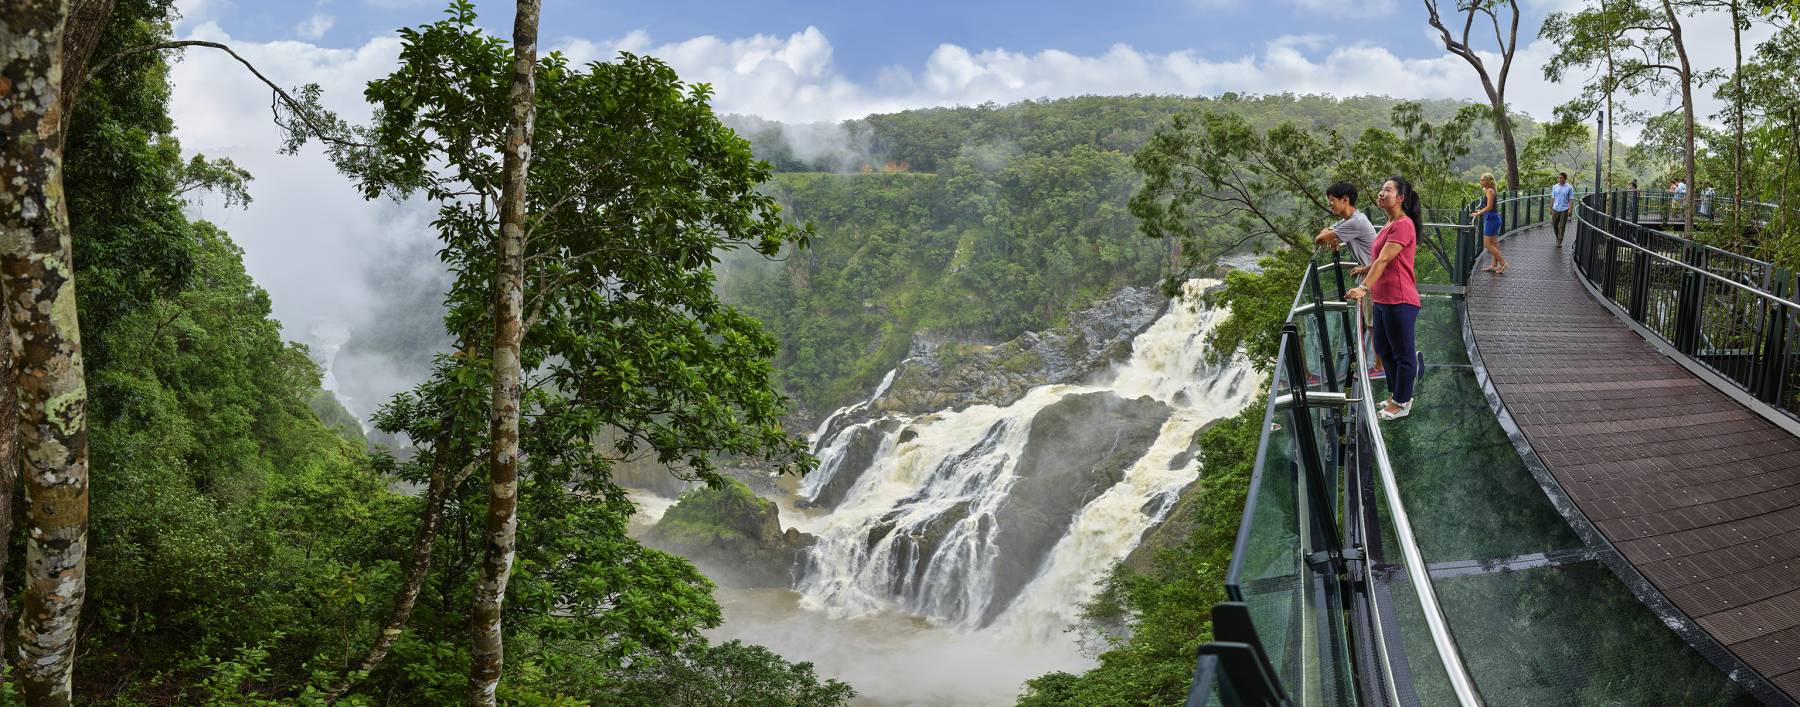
[1466,223,1800,704]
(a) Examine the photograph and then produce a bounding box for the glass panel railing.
[1224,369,1303,687]
[1187,654,1223,707]
[1223,258,1363,707]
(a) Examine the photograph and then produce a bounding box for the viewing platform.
[1190,191,1800,706]
[1470,220,1800,702]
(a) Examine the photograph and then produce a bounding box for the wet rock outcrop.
[868,286,1165,418]
[643,478,815,588]
[980,391,1173,625]
[799,417,903,511]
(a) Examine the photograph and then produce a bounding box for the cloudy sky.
[164,0,1766,417]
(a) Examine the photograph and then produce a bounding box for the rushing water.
[633,282,1257,704]
[732,281,1251,703]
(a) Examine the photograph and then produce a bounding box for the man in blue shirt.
[1550,172,1575,246]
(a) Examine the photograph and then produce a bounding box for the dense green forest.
[3,1,848,704]
[726,95,1542,414]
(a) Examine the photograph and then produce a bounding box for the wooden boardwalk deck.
[1466,223,1800,703]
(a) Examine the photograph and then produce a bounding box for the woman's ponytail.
[1388,175,1423,227]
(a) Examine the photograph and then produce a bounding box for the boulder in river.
[644,478,815,588]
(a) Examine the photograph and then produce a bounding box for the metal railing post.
[1757,270,1793,405]
[1675,244,1704,355]
[1602,224,1621,301]
[1629,224,1652,321]
[1306,262,1340,393]
[1281,326,1345,578]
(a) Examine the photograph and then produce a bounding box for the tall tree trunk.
[1,3,93,706]
[1424,0,1521,190]
[1603,0,1616,190]
[326,424,462,702]
[53,0,115,145]
[0,315,18,665]
[1730,0,1745,243]
[469,2,538,704]
[1664,0,1697,232]
[1606,97,1615,188]
[1493,91,1522,191]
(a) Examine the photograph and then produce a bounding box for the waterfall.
[793,280,1257,635]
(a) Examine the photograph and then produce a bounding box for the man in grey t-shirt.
[1316,181,1378,265]
[1314,181,1385,376]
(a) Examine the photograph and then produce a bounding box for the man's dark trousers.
[1552,208,1570,244]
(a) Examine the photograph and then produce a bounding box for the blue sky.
[193,0,1488,83]
[180,0,1620,127]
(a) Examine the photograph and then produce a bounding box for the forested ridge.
[725,95,1539,415]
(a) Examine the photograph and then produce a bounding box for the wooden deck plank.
[1467,223,1800,703]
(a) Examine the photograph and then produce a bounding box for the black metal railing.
[1573,191,1800,422]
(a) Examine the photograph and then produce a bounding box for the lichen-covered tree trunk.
[1,2,94,706]
[469,1,538,704]
[0,314,20,664]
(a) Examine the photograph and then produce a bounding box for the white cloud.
[295,13,334,41]
[169,22,435,417]
[550,26,1564,125]
[174,0,227,29]
[1285,0,1399,18]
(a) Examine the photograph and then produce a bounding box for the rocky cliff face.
[864,286,1165,420]
[643,479,815,588]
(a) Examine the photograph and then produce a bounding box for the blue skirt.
[1482,211,1502,236]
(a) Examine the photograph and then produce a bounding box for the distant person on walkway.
[1550,172,1575,246]
[1673,178,1688,216]
[1472,173,1507,273]
[1700,184,1716,219]
[1346,176,1423,421]
[1315,181,1385,378]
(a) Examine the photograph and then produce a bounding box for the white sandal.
[1377,401,1412,421]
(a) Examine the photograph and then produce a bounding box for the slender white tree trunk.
[469,1,538,704]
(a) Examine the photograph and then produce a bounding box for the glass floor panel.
[1365,296,1757,706]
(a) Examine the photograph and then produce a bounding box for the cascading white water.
[793,280,1257,638]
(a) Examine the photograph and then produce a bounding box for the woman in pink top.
[1345,176,1422,421]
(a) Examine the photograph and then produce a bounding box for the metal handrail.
[1578,204,1800,309]
[1348,302,1484,707]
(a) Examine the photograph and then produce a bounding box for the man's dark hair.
[1558,172,1568,179]
[1326,181,1358,204]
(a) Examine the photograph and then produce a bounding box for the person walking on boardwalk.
[1472,173,1507,273]
[1346,176,1423,421]
[1315,181,1385,379]
[1550,172,1575,246]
